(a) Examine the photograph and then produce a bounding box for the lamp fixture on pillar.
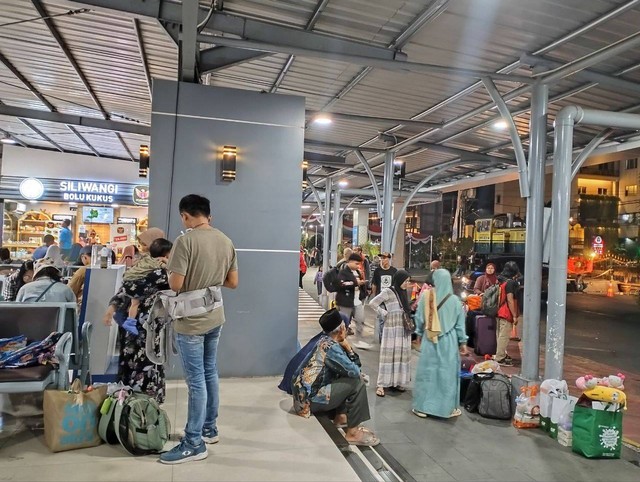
[222,145,237,182]
[302,160,309,190]
[139,145,150,178]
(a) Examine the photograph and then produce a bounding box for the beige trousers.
[495,317,512,361]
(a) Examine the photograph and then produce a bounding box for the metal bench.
[0,303,91,393]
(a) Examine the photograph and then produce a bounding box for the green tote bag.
[572,403,623,459]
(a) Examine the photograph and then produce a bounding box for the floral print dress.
[110,268,168,404]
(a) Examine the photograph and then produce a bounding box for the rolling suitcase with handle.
[474,315,497,356]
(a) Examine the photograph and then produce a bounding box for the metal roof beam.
[66,125,100,156]
[72,0,405,62]
[31,0,134,159]
[179,0,198,83]
[132,19,152,99]
[0,53,55,112]
[305,111,443,128]
[305,140,387,153]
[269,0,330,93]
[0,128,27,147]
[0,50,98,155]
[521,53,640,97]
[199,47,267,73]
[18,119,64,152]
[304,151,348,166]
[197,34,532,83]
[0,104,150,136]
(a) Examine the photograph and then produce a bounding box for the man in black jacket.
[336,253,372,350]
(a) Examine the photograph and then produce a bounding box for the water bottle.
[100,245,109,269]
[91,245,100,268]
[105,243,112,268]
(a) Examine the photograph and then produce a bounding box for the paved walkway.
[302,267,640,481]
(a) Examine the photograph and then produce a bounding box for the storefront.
[0,146,149,260]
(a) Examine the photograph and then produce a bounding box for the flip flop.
[449,408,462,418]
[412,409,428,418]
[347,428,380,447]
[376,387,385,397]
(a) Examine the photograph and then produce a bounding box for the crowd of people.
[0,194,239,465]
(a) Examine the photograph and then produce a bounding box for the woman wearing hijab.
[45,245,65,268]
[369,270,413,397]
[118,245,139,268]
[413,269,469,418]
[473,262,498,294]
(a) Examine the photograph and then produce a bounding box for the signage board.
[117,217,137,225]
[592,235,605,256]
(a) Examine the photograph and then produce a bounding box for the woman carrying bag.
[369,270,413,397]
[412,269,469,418]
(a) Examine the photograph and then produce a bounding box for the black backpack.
[464,373,512,420]
[322,266,341,293]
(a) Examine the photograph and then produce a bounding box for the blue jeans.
[176,325,222,446]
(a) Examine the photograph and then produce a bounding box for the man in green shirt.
[160,194,238,465]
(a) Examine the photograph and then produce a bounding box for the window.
[597,188,608,195]
[578,186,587,194]
[496,194,501,204]
[626,158,638,170]
[625,185,638,196]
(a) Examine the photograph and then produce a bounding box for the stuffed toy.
[583,386,627,407]
[576,373,625,391]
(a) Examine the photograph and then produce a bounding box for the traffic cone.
[607,281,614,297]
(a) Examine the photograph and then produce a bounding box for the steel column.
[355,150,383,218]
[482,78,529,198]
[330,184,341,267]
[390,159,481,251]
[180,0,199,82]
[381,151,395,253]
[522,83,548,381]
[544,109,575,380]
[320,178,332,309]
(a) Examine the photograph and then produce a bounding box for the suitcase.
[460,372,473,403]
[465,311,479,348]
[474,315,497,356]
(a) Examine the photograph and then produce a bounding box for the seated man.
[292,308,379,447]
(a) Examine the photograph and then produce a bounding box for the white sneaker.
[353,340,373,350]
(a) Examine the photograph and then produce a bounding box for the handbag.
[401,311,416,332]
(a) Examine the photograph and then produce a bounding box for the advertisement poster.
[110,224,136,259]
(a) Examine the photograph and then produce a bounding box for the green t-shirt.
[167,227,237,335]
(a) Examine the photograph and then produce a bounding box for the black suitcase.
[474,315,497,356]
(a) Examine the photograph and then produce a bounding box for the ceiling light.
[301,205,311,209]
[338,180,348,188]
[1,135,17,144]
[312,114,332,125]
[493,119,508,130]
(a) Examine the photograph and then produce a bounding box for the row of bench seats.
[0,303,92,394]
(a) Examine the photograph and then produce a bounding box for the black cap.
[319,308,343,333]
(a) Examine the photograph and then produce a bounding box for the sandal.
[412,409,428,418]
[347,427,380,447]
[449,408,462,418]
[376,386,385,397]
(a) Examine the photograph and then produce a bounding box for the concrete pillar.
[149,80,305,377]
[393,201,406,268]
[352,207,369,246]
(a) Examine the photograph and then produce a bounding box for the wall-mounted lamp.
[139,144,150,178]
[222,145,237,182]
[302,160,309,190]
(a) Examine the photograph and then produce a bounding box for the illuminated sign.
[117,217,137,225]
[592,235,604,256]
[133,185,149,206]
[19,178,44,200]
[59,181,120,203]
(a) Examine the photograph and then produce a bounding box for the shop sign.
[59,180,120,203]
[592,235,605,255]
[52,214,74,222]
[132,185,149,206]
[117,217,137,225]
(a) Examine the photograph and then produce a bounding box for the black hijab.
[391,269,412,316]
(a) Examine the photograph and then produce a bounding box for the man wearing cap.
[292,308,379,446]
[371,252,397,342]
[336,253,373,350]
[495,261,521,366]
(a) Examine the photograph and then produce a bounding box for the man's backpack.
[322,266,341,293]
[99,389,171,455]
[481,282,502,317]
